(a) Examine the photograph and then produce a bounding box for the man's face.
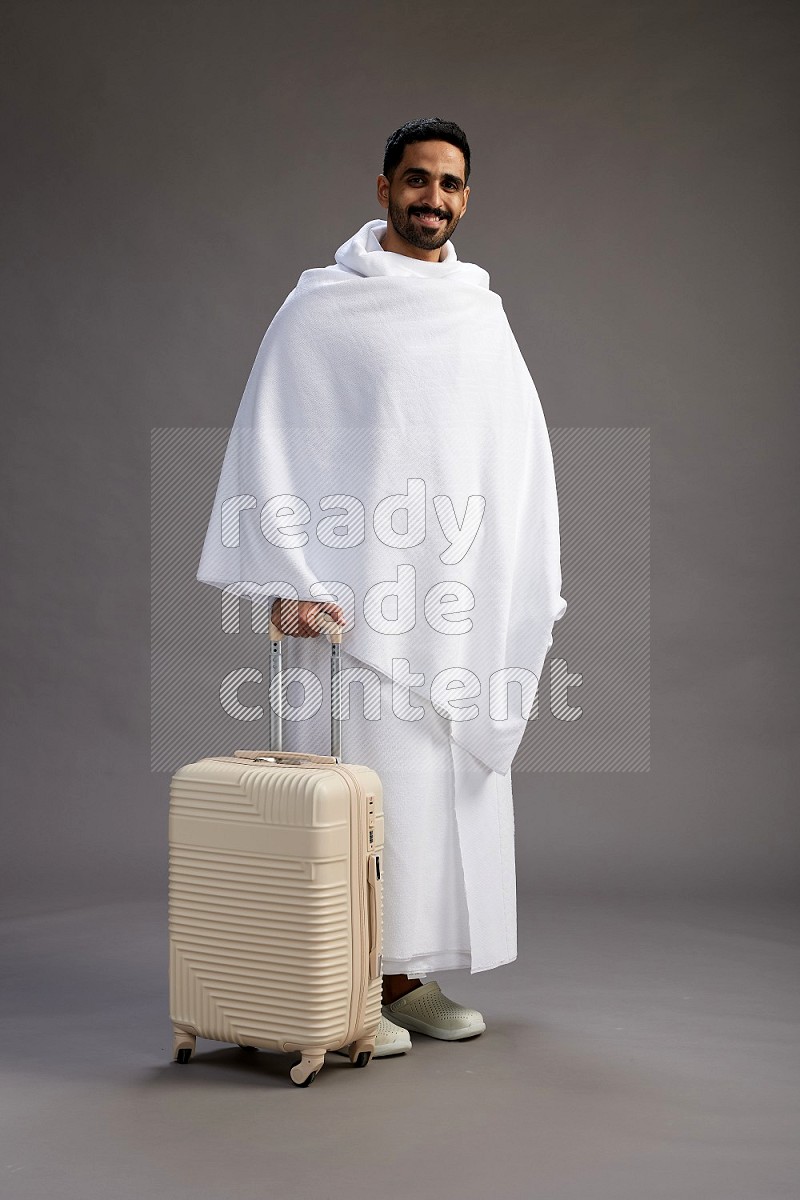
[378,140,470,252]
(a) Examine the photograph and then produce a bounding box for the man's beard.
[387,195,461,251]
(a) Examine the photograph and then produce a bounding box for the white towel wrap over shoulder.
[197,218,567,973]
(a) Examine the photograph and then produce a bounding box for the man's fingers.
[273,598,345,637]
[320,603,346,626]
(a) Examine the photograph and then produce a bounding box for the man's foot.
[381,975,424,1006]
[382,980,486,1041]
[333,1012,412,1059]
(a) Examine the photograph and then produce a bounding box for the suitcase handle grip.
[268,606,343,644]
[233,749,339,766]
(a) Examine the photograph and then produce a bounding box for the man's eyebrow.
[401,166,464,187]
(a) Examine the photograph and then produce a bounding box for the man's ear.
[377,174,390,209]
[461,184,470,215]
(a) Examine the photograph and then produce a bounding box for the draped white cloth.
[196,218,566,973]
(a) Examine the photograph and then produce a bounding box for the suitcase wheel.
[347,1036,375,1066]
[290,1051,326,1086]
[172,1028,196,1064]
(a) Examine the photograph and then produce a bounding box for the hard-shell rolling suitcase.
[168,609,384,1087]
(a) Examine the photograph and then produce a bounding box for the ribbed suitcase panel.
[363,971,383,1035]
[168,757,384,1058]
[169,843,353,1049]
[171,761,347,827]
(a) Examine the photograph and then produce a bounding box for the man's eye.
[408,177,458,189]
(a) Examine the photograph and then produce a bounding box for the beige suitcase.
[169,610,384,1087]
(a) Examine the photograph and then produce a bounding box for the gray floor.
[2,895,798,1200]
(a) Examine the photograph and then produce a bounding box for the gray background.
[2,0,798,913]
[2,5,799,1198]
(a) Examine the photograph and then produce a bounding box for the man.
[197,117,567,1059]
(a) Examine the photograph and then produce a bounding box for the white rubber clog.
[382,981,486,1041]
[333,1012,412,1059]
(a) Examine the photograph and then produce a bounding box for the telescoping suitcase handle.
[241,604,346,760]
[233,606,384,985]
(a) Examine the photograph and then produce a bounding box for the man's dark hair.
[383,117,471,185]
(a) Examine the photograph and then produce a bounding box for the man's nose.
[421,183,445,211]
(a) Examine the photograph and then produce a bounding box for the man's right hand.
[270,598,346,638]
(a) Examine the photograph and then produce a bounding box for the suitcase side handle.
[367,852,382,979]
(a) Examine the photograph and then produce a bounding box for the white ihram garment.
[269,635,517,976]
[197,219,566,974]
